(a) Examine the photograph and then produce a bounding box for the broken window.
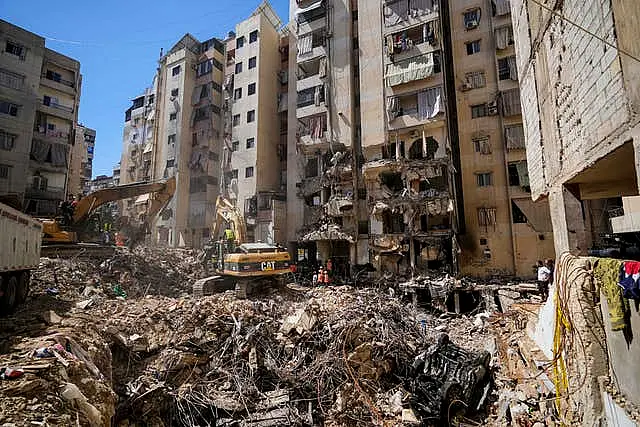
[171,88,179,97]
[168,134,176,144]
[169,112,177,121]
[5,41,24,59]
[508,161,530,189]
[464,71,485,89]
[380,171,404,193]
[463,8,481,29]
[476,172,493,187]
[383,211,406,233]
[305,157,319,178]
[383,141,405,159]
[297,85,325,108]
[466,40,480,55]
[508,163,520,186]
[172,66,181,76]
[477,207,497,232]
[0,101,19,117]
[234,88,242,100]
[511,200,527,223]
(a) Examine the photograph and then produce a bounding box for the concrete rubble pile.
[0,246,563,426]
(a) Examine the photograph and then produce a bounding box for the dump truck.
[0,201,42,315]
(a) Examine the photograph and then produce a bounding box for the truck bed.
[0,202,42,273]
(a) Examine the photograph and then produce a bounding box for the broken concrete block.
[280,308,316,335]
[41,310,62,325]
[75,300,93,310]
[401,408,420,424]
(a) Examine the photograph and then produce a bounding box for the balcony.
[33,126,71,144]
[387,86,444,131]
[383,0,439,33]
[385,52,441,88]
[296,1,326,35]
[385,20,440,64]
[25,185,65,201]
[39,97,74,120]
[40,71,76,95]
[296,85,326,118]
[297,44,326,62]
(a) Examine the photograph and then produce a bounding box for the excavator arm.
[211,195,247,244]
[73,177,176,224]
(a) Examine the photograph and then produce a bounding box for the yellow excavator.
[41,177,176,247]
[196,195,291,298]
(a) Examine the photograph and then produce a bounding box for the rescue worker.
[224,227,235,253]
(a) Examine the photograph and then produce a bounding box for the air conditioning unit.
[487,100,498,115]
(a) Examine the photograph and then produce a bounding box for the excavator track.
[41,243,117,259]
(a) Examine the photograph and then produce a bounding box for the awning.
[135,194,150,205]
[513,198,553,232]
[301,224,354,243]
[295,0,323,15]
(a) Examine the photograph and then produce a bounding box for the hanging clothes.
[386,96,400,121]
[494,0,511,16]
[318,57,328,79]
[619,261,640,299]
[417,86,442,119]
[594,258,629,331]
[515,162,530,187]
[507,55,518,80]
[495,26,514,50]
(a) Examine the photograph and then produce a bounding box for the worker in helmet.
[224,227,235,253]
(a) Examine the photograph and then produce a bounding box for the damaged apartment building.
[285,0,554,278]
[221,2,287,245]
[119,34,225,248]
[286,0,365,272]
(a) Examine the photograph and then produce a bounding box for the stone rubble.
[0,246,556,426]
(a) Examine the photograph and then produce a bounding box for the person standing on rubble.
[537,260,551,299]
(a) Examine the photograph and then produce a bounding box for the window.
[234,88,242,100]
[477,207,497,230]
[473,136,491,154]
[471,104,488,118]
[246,137,255,149]
[47,123,55,131]
[171,88,179,97]
[194,106,209,122]
[305,158,319,178]
[476,172,493,187]
[248,83,256,95]
[212,82,222,93]
[0,69,25,90]
[5,41,24,59]
[464,71,486,89]
[498,56,517,80]
[480,238,488,245]
[166,159,175,168]
[0,101,18,117]
[249,30,258,43]
[508,163,520,186]
[0,130,17,151]
[232,114,240,126]
[0,164,9,179]
[231,140,239,151]
[169,112,177,121]
[172,66,181,76]
[168,134,176,144]
[148,95,155,105]
[235,62,243,74]
[245,166,254,178]
[248,56,257,69]
[236,36,245,49]
[512,201,527,223]
[247,110,255,123]
[464,9,481,29]
[466,40,481,55]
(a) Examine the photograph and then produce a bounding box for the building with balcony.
[119,34,225,248]
[221,1,286,245]
[286,0,362,271]
[448,0,554,277]
[0,19,81,216]
[68,124,95,197]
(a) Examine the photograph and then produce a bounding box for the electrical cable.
[527,0,640,64]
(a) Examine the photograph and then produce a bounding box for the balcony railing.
[42,98,73,113]
[34,127,70,141]
[42,72,75,88]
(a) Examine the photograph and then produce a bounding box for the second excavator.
[196,195,291,298]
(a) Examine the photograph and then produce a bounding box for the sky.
[1,0,291,177]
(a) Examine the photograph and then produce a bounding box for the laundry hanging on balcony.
[494,26,514,50]
[386,96,400,121]
[318,57,327,79]
[506,55,518,80]
[417,86,442,119]
[385,53,436,86]
[384,0,408,27]
[410,0,437,16]
[298,34,313,56]
[500,88,521,116]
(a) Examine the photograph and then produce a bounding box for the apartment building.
[448,0,554,277]
[0,19,81,216]
[68,124,95,197]
[286,0,362,271]
[119,34,225,248]
[222,2,286,244]
[511,0,640,254]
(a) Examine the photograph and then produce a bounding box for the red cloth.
[624,261,640,275]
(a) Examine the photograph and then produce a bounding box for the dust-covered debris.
[1,246,555,426]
